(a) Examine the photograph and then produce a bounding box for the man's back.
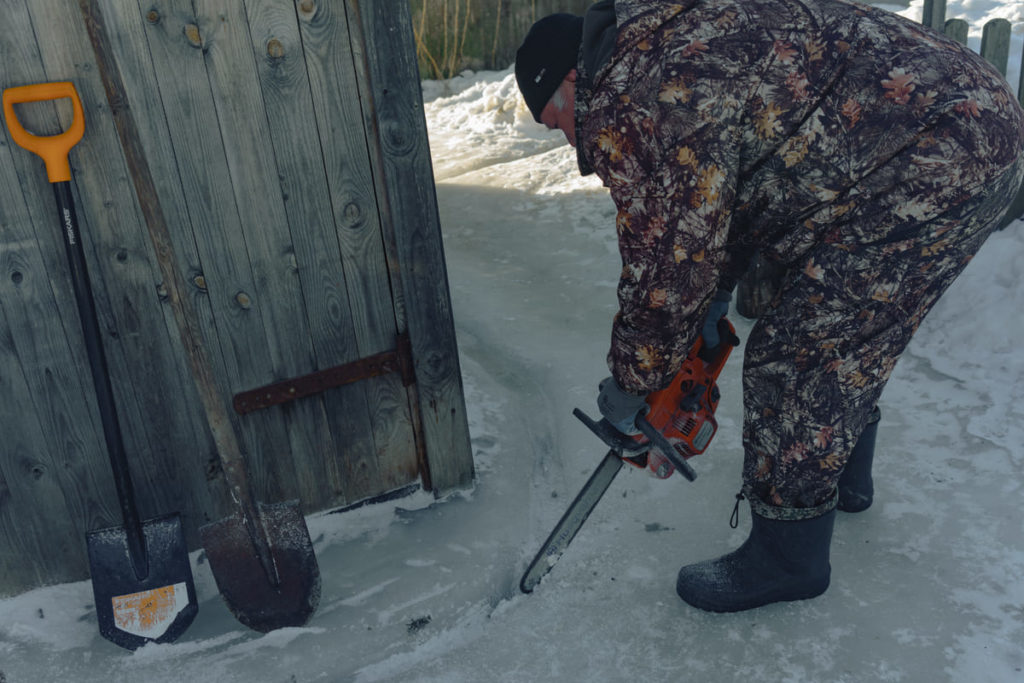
[577,0,1024,261]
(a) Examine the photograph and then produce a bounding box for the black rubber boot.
[676,508,835,612]
[837,406,881,513]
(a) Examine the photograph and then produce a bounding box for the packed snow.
[2,1,1023,681]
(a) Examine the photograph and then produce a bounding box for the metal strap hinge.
[232,333,415,415]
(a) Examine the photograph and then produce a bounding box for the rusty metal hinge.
[232,333,415,415]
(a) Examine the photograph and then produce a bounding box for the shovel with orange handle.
[2,82,197,650]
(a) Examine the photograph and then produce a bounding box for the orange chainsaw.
[520,317,738,593]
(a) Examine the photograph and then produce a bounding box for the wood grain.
[349,0,473,493]
[295,0,419,502]
[0,0,471,593]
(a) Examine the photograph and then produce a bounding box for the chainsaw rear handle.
[3,81,85,183]
[698,316,741,366]
[645,317,737,421]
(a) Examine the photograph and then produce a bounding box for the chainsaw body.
[521,317,738,593]
[575,317,737,480]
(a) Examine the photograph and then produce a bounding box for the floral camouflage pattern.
[573,0,1024,515]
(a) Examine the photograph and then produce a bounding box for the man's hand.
[597,376,647,435]
[700,289,732,349]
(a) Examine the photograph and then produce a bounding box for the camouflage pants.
[741,156,1024,521]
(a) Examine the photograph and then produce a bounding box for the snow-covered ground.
[2,2,1023,681]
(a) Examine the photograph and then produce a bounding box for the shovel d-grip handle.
[3,81,85,183]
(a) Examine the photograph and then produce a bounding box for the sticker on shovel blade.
[111,583,190,640]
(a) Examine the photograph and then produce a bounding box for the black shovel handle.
[55,183,145,545]
[4,83,147,579]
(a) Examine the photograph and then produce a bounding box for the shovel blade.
[200,500,320,633]
[86,513,198,650]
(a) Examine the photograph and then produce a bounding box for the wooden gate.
[0,0,472,596]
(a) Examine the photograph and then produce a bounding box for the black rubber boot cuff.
[838,405,881,513]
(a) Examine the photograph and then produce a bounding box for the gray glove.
[700,289,732,349]
[597,376,647,435]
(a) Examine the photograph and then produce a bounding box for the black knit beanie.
[515,14,584,122]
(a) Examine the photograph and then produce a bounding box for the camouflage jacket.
[574,0,1024,394]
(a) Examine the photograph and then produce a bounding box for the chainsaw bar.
[518,411,697,593]
[519,449,623,593]
[520,320,735,594]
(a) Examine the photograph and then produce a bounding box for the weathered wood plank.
[349,0,474,493]
[131,0,300,508]
[192,0,343,512]
[980,18,1011,77]
[97,0,237,527]
[943,19,969,46]
[0,136,87,593]
[295,0,419,501]
[294,3,394,354]
[26,0,224,550]
[243,0,398,506]
[921,0,947,32]
[0,319,84,595]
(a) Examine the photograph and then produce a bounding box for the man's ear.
[565,68,578,83]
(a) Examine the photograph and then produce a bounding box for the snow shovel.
[2,82,197,650]
[74,0,320,633]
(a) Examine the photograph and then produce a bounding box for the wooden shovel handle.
[3,82,85,183]
[76,0,279,584]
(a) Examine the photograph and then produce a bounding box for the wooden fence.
[410,0,593,78]
[0,0,472,596]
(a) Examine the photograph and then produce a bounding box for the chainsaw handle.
[698,316,740,365]
[3,82,85,183]
[636,416,697,481]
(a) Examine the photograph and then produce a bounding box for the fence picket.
[980,19,1012,76]
[922,0,948,31]
[1019,47,1024,108]
[944,18,969,45]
